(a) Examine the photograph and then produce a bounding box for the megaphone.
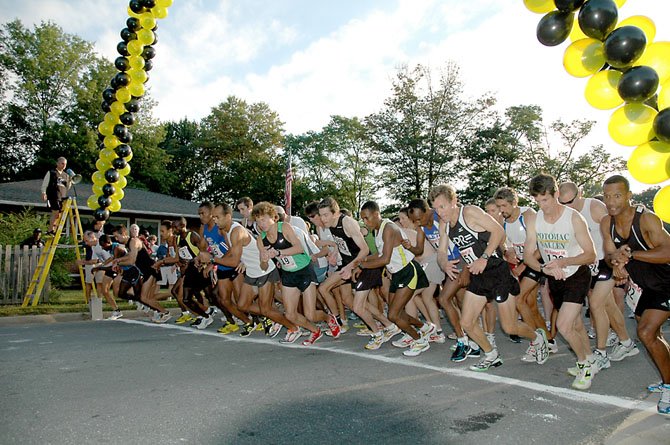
[66,168,83,185]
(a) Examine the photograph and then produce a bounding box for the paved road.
[0,315,668,444]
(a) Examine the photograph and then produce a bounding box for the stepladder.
[22,197,91,307]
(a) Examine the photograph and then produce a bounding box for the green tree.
[160,118,206,200]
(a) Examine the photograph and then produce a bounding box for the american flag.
[284,157,293,215]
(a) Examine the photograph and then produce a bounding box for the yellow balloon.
[156,0,173,8]
[127,6,141,18]
[118,164,131,177]
[116,87,131,103]
[617,16,656,43]
[127,40,144,56]
[152,7,168,19]
[91,183,103,196]
[108,200,122,213]
[123,151,133,162]
[564,38,606,78]
[104,112,120,125]
[608,103,657,147]
[87,194,100,210]
[569,21,588,42]
[100,148,118,163]
[614,0,626,7]
[128,68,148,84]
[627,141,670,184]
[137,29,154,46]
[104,135,121,149]
[636,41,670,84]
[523,0,554,14]
[653,185,670,224]
[111,188,125,201]
[110,100,126,116]
[128,55,145,70]
[92,172,106,186]
[139,13,156,30]
[128,82,145,98]
[116,175,128,189]
[98,122,113,137]
[585,70,624,110]
[658,79,670,111]
[95,159,111,171]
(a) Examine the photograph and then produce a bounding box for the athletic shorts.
[353,267,383,292]
[313,264,328,284]
[216,267,239,281]
[419,257,445,285]
[589,259,613,289]
[244,268,280,287]
[466,260,520,303]
[389,260,429,294]
[281,265,315,292]
[634,287,670,317]
[46,194,63,212]
[520,265,544,283]
[183,263,210,290]
[84,265,94,284]
[121,265,142,286]
[547,265,591,309]
[94,270,106,283]
[157,266,178,285]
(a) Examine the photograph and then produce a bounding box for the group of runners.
[77,172,670,415]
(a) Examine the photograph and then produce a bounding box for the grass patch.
[0,288,179,317]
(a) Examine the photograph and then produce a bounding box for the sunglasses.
[559,196,576,205]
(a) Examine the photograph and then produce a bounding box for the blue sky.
[2,0,670,191]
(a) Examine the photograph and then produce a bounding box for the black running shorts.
[547,265,591,309]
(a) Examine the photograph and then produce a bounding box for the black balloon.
[102,88,116,103]
[110,76,120,90]
[102,183,116,197]
[129,0,145,14]
[125,98,141,113]
[653,108,670,143]
[152,32,158,45]
[144,59,153,71]
[104,168,120,183]
[126,17,141,32]
[116,41,129,57]
[578,0,618,41]
[140,0,156,8]
[101,100,111,113]
[115,144,132,158]
[142,46,156,60]
[555,0,585,12]
[98,132,106,142]
[114,56,130,72]
[537,11,574,47]
[112,157,128,170]
[114,72,131,88]
[113,124,129,139]
[617,66,659,103]
[120,112,135,126]
[118,131,132,144]
[94,208,110,221]
[604,26,647,68]
[120,28,137,42]
[98,195,112,209]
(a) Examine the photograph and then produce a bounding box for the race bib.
[178,245,193,261]
[460,247,478,265]
[278,254,297,269]
[513,243,524,260]
[624,280,642,312]
[334,237,352,257]
[588,261,599,277]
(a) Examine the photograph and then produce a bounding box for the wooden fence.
[0,245,49,305]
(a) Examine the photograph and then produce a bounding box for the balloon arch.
[88,0,670,223]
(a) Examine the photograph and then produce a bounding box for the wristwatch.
[627,250,634,260]
[481,252,490,260]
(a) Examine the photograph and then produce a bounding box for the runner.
[601,174,670,414]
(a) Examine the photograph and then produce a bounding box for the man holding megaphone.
[40,156,72,235]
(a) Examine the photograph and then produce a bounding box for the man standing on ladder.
[40,157,72,236]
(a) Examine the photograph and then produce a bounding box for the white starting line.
[116,318,657,413]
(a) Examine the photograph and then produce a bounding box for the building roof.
[0,180,200,218]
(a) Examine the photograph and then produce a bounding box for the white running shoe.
[382,324,401,342]
[606,330,619,348]
[403,338,430,357]
[365,332,384,350]
[392,333,413,348]
[610,341,640,362]
[521,343,536,363]
[571,362,593,390]
[108,310,123,320]
[196,316,213,330]
[429,332,446,344]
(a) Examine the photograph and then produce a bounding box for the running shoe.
[357,327,374,337]
[108,310,123,320]
[648,382,664,393]
[547,339,558,354]
[155,312,172,324]
[571,362,593,390]
[419,322,437,339]
[447,332,458,341]
[606,330,619,348]
[175,312,195,324]
[568,355,599,376]
[451,341,480,362]
[509,335,521,343]
[239,322,257,337]
[469,351,503,372]
[352,321,366,329]
[217,322,239,334]
[403,338,430,357]
[327,315,341,339]
[534,329,549,365]
[659,385,670,416]
[609,341,640,362]
[521,343,536,363]
[279,328,301,344]
[587,326,596,339]
[429,332,446,344]
[392,333,413,348]
[196,316,213,330]
[302,328,323,346]
[592,350,611,372]
[255,321,264,331]
[262,317,273,335]
[381,324,401,343]
[340,322,350,334]
[268,322,282,338]
[365,332,384,350]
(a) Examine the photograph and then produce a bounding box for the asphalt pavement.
[0,312,669,444]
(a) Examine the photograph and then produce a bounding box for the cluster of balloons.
[88,0,173,221]
[526,0,670,223]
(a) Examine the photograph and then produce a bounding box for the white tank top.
[504,206,529,261]
[234,221,276,278]
[535,207,585,278]
[579,198,604,260]
[375,219,414,274]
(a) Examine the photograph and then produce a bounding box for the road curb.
[0,307,182,327]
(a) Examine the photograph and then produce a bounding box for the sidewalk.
[0,307,182,326]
